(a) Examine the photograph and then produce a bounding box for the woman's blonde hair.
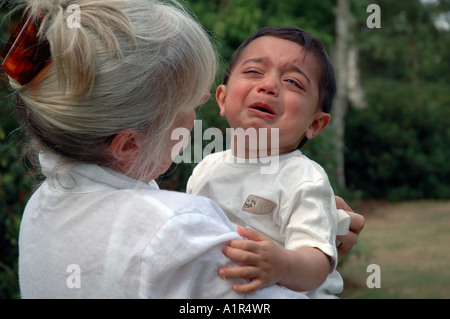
[8,0,217,181]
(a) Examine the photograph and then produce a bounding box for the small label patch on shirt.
[242,195,277,215]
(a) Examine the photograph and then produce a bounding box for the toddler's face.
[217,36,329,155]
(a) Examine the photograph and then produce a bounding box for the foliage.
[188,0,336,77]
[345,78,450,201]
[0,6,32,299]
[343,0,450,201]
[0,85,34,299]
[354,0,450,84]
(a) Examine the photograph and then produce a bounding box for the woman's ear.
[305,112,331,139]
[215,84,227,117]
[109,129,143,163]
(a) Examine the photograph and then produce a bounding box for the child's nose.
[256,78,279,97]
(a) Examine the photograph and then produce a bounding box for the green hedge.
[345,78,450,201]
[0,90,34,299]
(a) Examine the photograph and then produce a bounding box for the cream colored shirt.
[187,149,350,298]
[18,152,307,299]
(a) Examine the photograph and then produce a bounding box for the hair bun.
[21,0,135,94]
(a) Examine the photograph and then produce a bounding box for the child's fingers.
[218,265,258,280]
[237,226,270,242]
[226,238,258,253]
[222,244,258,264]
[232,279,263,294]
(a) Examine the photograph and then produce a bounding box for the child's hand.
[218,226,290,294]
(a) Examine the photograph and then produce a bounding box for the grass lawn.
[337,200,450,299]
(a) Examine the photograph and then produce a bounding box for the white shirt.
[187,149,350,298]
[18,152,307,299]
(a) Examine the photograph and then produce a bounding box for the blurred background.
[1,0,449,298]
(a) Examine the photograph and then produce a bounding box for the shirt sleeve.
[279,178,342,270]
[139,198,307,299]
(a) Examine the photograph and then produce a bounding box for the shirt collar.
[225,149,301,166]
[39,151,159,192]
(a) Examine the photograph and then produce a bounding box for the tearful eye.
[244,70,259,74]
[286,79,303,90]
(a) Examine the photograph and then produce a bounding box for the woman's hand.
[335,196,365,262]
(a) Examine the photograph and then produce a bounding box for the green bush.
[0,88,34,299]
[345,78,450,201]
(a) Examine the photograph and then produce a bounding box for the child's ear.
[305,112,331,139]
[215,84,227,117]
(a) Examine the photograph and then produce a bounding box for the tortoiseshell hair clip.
[0,9,51,85]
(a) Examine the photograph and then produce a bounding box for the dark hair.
[223,26,336,148]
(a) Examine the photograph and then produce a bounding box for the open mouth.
[249,103,276,118]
